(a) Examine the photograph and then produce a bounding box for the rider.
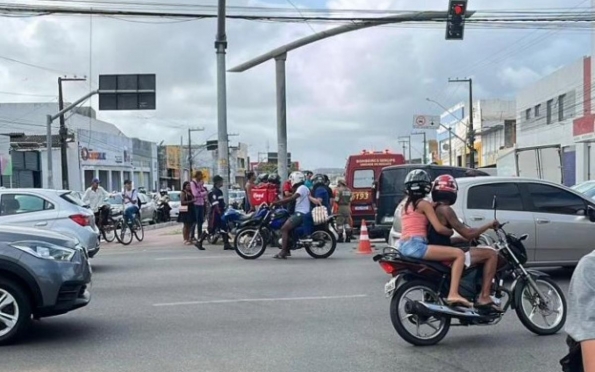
[157,189,172,218]
[122,180,140,229]
[82,178,109,226]
[334,178,353,243]
[196,175,233,251]
[311,174,331,214]
[272,171,322,259]
[428,174,502,311]
[398,169,472,308]
[267,173,282,199]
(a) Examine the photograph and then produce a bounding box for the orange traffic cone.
[356,220,373,255]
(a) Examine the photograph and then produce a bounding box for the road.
[3,226,571,372]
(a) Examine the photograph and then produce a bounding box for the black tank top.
[427,205,452,246]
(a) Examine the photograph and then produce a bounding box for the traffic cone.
[356,220,373,255]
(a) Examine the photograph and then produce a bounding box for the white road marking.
[154,255,242,261]
[153,294,368,307]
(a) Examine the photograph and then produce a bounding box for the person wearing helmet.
[334,178,353,243]
[272,171,322,259]
[267,173,282,199]
[311,174,331,214]
[256,173,269,185]
[196,175,232,251]
[430,174,502,311]
[398,169,472,308]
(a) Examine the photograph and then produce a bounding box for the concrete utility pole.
[412,131,427,164]
[215,0,230,204]
[275,53,288,181]
[187,127,205,174]
[58,76,86,190]
[449,78,475,168]
[426,97,470,167]
[227,133,239,185]
[398,136,412,163]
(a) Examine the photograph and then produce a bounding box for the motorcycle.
[205,207,254,244]
[374,196,567,346]
[234,204,338,260]
[154,199,171,223]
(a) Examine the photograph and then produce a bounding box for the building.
[132,138,158,191]
[158,145,182,190]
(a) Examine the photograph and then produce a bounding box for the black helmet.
[404,169,431,196]
[256,173,269,184]
[267,173,281,185]
[312,174,325,185]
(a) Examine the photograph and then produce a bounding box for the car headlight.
[11,241,76,261]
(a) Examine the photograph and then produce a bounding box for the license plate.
[384,277,397,297]
[354,206,368,211]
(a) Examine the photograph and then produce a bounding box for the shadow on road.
[16,319,114,347]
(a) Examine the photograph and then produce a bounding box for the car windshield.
[169,193,181,202]
[106,195,123,205]
[379,167,489,194]
[572,182,595,194]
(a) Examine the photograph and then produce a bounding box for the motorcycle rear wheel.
[234,228,266,260]
[390,280,451,346]
[305,229,337,259]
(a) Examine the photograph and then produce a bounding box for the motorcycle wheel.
[305,229,337,259]
[390,280,451,346]
[515,276,566,335]
[234,228,267,260]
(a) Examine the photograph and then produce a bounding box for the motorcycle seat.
[391,253,452,274]
[238,213,254,221]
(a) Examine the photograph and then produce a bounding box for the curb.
[143,221,179,231]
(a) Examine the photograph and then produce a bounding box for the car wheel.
[0,278,32,346]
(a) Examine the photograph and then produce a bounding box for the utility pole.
[412,132,427,164]
[215,0,230,204]
[227,133,239,186]
[180,136,184,190]
[449,78,475,168]
[187,127,205,176]
[398,136,412,164]
[58,76,86,190]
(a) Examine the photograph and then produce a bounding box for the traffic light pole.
[449,78,475,168]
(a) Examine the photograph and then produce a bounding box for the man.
[196,175,232,251]
[304,171,314,189]
[334,178,353,243]
[244,171,256,212]
[311,174,331,214]
[322,175,334,215]
[82,178,109,226]
[272,171,321,259]
[428,174,501,310]
[122,180,140,229]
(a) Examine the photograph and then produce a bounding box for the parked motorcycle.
[374,196,567,346]
[234,204,338,260]
[154,200,171,223]
[205,207,254,244]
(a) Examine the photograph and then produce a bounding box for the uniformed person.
[334,178,353,243]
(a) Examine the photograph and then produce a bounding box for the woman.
[178,181,195,245]
[190,170,208,248]
[398,169,472,308]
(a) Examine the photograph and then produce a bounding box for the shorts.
[398,237,428,259]
[288,213,305,227]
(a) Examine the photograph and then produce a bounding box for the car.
[571,180,595,199]
[0,189,100,258]
[0,225,92,345]
[168,191,181,219]
[104,193,156,225]
[388,176,595,267]
[229,190,246,210]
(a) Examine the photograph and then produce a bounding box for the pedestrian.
[196,175,233,251]
[178,181,195,245]
[244,171,256,212]
[190,170,208,245]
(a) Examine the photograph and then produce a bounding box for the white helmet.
[289,171,305,186]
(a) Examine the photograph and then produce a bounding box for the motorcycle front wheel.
[305,228,336,259]
[515,276,566,335]
[234,228,267,260]
[390,280,451,346]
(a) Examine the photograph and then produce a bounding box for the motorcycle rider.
[196,175,233,251]
[428,174,502,311]
[311,174,331,214]
[82,177,109,227]
[334,178,353,243]
[398,169,472,308]
[271,171,322,259]
[157,189,172,221]
[267,173,282,199]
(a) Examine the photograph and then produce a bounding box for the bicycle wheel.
[102,220,116,243]
[133,218,144,242]
[116,220,133,245]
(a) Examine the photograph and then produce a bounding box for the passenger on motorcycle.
[267,173,282,199]
[429,174,502,311]
[398,169,473,308]
[271,171,322,259]
[311,174,332,214]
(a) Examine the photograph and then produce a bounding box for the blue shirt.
[313,186,331,214]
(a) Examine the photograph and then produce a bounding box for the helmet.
[312,174,325,185]
[160,189,168,195]
[431,174,458,205]
[289,171,305,186]
[267,173,281,185]
[336,177,346,186]
[323,175,330,185]
[256,173,269,184]
[404,169,431,196]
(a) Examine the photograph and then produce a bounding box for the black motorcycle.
[154,200,171,223]
[374,196,567,346]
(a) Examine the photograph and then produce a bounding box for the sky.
[0,0,592,169]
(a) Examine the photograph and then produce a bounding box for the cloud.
[0,0,590,170]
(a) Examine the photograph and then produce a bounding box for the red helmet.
[432,174,458,194]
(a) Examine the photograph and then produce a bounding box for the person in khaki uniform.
[334,178,353,243]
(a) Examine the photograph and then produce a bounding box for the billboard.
[77,129,133,167]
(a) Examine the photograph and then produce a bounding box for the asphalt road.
[2,226,572,372]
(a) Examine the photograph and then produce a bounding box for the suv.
[389,177,595,267]
[374,165,489,240]
[0,225,92,345]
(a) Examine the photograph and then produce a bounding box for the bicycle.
[96,204,120,243]
[118,210,144,245]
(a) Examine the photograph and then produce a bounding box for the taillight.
[379,261,395,275]
[70,214,91,227]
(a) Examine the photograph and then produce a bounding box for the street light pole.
[215,0,230,204]
[58,76,86,190]
[187,127,205,177]
[448,78,475,168]
[398,136,412,163]
[227,133,239,186]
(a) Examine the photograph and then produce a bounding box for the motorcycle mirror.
[492,195,498,220]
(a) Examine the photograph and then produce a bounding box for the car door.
[139,194,151,222]
[462,182,537,261]
[0,193,59,229]
[520,182,593,263]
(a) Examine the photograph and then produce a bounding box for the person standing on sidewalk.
[244,171,256,212]
[190,170,208,246]
[178,181,195,245]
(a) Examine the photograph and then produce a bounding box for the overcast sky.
[0,0,591,169]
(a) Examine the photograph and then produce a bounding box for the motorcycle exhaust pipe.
[411,301,482,319]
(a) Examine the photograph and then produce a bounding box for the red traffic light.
[454,5,464,15]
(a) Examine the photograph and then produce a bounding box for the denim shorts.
[398,237,428,259]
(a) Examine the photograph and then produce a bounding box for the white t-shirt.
[294,185,311,214]
[122,189,138,209]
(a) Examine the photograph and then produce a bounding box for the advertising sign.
[77,129,133,167]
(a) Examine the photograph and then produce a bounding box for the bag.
[249,183,278,208]
[312,205,329,225]
[179,205,188,213]
[560,336,583,372]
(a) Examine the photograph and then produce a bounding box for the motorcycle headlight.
[11,241,76,261]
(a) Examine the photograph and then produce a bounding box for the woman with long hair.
[398,169,472,308]
[179,181,195,245]
[190,170,208,246]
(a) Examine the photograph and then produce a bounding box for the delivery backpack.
[249,183,278,208]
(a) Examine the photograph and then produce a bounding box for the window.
[559,94,566,121]
[525,109,531,121]
[467,183,524,211]
[535,104,541,117]
[353,169,375,189]
[547,99,553,124]
[525,183,586,215]
[379,168,411,194]
[0,194,54,216]
[61,192,85,207]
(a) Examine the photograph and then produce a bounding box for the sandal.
[445,298,473,308]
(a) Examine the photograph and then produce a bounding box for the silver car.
[104,193,156,225]
[388,177,595,267]
[168,191,181,219]
[0,189,100,258]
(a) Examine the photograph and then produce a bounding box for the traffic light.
[445,0,467,40]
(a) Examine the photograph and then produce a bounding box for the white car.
[168,191,181,219]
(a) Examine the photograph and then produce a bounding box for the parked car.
[571,180,595,199]
[104,192,156,225]
[0,189,100,258]
[0,225,92,345]
[229,190,246,210]
[168,191,181,219]
[388,176,595,267]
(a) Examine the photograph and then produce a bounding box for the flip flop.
[273,254,287,260]
[445,298,473,308]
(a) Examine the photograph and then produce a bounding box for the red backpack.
[249,183,278,208]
